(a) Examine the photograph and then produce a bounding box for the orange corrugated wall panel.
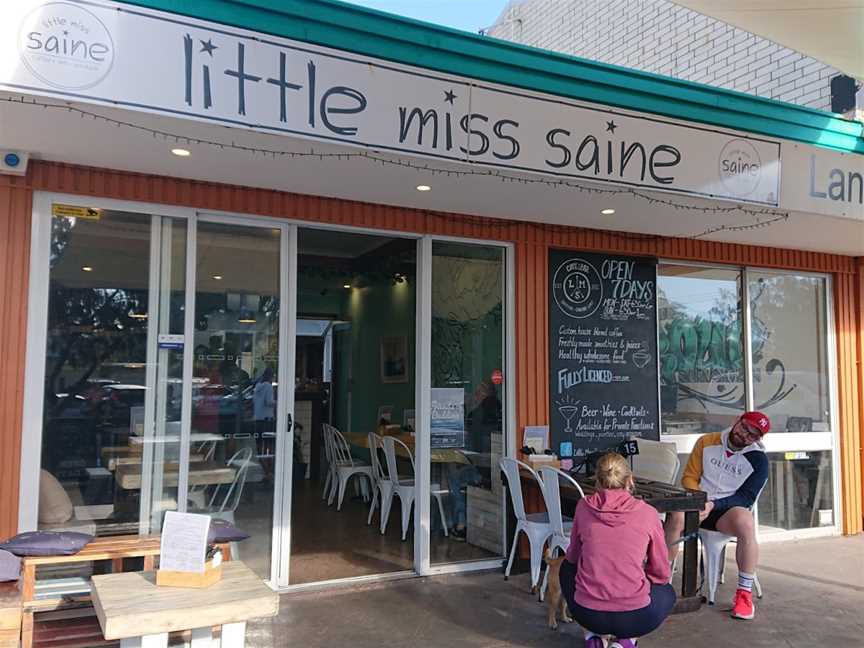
[0,161,860,536]
[0,177,32,539]
[834,272,863,534]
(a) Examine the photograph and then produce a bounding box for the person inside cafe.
[253,367,275,434]
[664,411,770,621]
[560,452,674,648]
[447,380,500,540]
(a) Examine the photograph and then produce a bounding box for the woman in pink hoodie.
[560,453,674,648]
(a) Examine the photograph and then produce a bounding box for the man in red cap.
[664,411,770,620]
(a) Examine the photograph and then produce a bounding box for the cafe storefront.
[0,0,861,592]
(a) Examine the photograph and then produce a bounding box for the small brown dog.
[544,549,574,630]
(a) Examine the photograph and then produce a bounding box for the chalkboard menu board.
[548,250,660,459]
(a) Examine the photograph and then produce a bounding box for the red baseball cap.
[739,411,770,436]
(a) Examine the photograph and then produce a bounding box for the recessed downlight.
[82,266,93,272]
[212,275,223,280]
[171,148,191,157]
[601,208,616,215]
[343,283,351,289]
[416,184,431,192]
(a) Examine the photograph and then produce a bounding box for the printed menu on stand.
[159,511,211,574]
[548,250,660,459]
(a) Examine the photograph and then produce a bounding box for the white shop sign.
[1,0,785,205]
[780,143,864,222]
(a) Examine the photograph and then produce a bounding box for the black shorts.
[700,507,731,531]
[559,559,676,638]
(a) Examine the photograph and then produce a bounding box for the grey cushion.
[0,550,20,581]
[0,531,93,557]
[207,520,250,544]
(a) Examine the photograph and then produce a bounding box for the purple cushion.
[0,550,20,582]
[207,519,250,544]
[0,531,93,557]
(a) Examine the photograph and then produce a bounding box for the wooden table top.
[91,562,279,640]
[572,476,706,513]
[520,469,706,514]
[105,454,205,472]
[115,462,236,490]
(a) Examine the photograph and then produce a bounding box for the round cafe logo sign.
[552,258,603,319]
[18,2,115,91]
[718,138,763,198]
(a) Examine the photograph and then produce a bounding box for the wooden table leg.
[682,509,699,598]
[220,621,246,647]
[20,610,33,648]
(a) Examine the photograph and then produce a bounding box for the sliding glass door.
[187,219,289,580]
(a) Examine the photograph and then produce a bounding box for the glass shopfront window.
[658,264,836,535]
[760,451,835,531]
[657,265,745,436]
[748,272,834,534]
[429,242,506,564]
[39,211,153,535]
[748,273,831,432]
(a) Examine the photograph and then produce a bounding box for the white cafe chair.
[366,432,394,532]
[195,447,254,560]
[499,458,555,591]
[699,498,764,606]
[381,436,449,540]
[538,466,583,601]
[324,424,374,510]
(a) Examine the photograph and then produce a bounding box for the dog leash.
[670,530,699,546]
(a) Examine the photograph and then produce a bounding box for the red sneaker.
[731,588,755,620]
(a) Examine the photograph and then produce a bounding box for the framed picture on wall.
[380,335,408,384]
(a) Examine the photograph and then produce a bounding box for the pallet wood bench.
[20,535,232,648]
[0,582,21,648]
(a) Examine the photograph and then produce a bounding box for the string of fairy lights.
[3,95,790,240]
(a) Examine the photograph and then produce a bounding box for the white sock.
[738,571,755,592]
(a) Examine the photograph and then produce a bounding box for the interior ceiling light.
[82,266,93,272]
[416,184,431,192]
[212,275,223,280]
[601,208,616,215]
[128,312,148,319]
[171,148,191,157]
[343,283,351,289]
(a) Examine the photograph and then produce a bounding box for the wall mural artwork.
[658,281,796,414]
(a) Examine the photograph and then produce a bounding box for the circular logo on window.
[552,258,603,319]
[18,2,115,91]
[718,139,763,198]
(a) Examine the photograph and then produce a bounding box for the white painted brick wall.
[486,0,856,113]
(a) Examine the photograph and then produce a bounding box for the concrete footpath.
[248,536,863,647]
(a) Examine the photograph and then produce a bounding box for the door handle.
[286,412,293,433]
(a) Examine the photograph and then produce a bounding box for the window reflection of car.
[95,384,147,428]
[52,393,97,420]
[219,381,278,419]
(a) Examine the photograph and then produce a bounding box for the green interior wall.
[343,281,416,432]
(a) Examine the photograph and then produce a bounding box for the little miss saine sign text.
[4,0,781,205]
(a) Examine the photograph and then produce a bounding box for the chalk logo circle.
[553,258,603,319]
[18,2,115,91]
[718,139,762,198]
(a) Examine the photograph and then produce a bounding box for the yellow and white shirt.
[681,430,768,511]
